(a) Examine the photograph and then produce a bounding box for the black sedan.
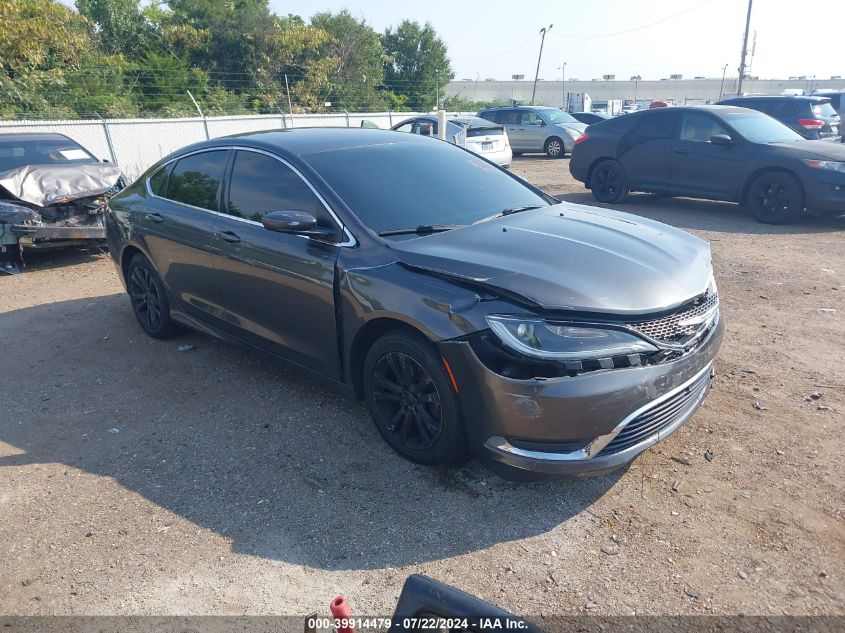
[570,105,845,223]
[107,129,723,480]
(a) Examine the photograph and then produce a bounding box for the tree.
[382,20,452,111]
[76,0,154,59]
[310,10,386,111]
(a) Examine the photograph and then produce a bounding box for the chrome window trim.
[144,146,356,247]
[484,360,715,463]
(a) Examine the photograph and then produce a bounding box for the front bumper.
[438,315,724,479]
[803,171,845,214]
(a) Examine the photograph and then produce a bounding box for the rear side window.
[165,150,228,211]
[479,111,499,123]
[633,111,677,140]
[226,150,327,224]
[148,165,170,196]
[769,101,799,119]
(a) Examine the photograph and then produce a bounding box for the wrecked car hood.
[389,203,712,316]
[0,163,123,207]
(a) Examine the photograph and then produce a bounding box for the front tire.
[745,172,804,224]
[126,254,179,339]
[363,330,466,465]
[544,136,565,158]
[589,159,629,203]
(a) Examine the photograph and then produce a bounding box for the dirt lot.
[1,156,843,618]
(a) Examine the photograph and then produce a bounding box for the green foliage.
[383,20,453,111]
[442,95,509,112]
[1,1,455,119]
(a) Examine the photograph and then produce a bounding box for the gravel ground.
[1,156,843,618]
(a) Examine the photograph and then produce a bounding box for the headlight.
[486,315,657,361]
[564,128,582,140]
[802,159,845,174]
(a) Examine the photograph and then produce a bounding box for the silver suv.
[477,106,587,158]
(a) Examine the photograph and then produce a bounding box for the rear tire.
[126,254,180,339]
[745,172,804,224]
[589,159,629,203]
[544,137,565,158]
[363,330,466,466]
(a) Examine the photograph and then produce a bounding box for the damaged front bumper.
[438,314,724,480]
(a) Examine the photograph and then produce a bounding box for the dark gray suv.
[478,106,587,157]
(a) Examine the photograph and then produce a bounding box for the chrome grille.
[627,291,719,345]
[598,367,712,456]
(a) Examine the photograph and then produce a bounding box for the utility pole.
[719,63,729,101]
[632,75,642,103]
[736,0,753,96]
[531,24,553,105]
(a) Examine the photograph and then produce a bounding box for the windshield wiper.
[377,224,465,237]
[473,204,546,224]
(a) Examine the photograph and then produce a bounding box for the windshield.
[722,111,804,143]
[0,138,98,172]
[303,141,549,234]
[545,110,577,125]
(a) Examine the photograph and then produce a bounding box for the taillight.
[574,133,590,145]
[798,118,824,129]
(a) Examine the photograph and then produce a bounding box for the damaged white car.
[0,133,124,274]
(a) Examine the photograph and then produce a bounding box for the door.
[617,110,678,191]
[498,110,524,149]
[210,149,343,378]
[518,110,548,151]
[141,149,229,325]
[669,111,746,200]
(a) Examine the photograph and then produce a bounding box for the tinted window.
[166,151,227,210]
[680,112,730,142]
[302,141,549,234]
[498,110,521,125]
[479,111,499,124]
[412,120,437,136]
[769,101,799,119]
[634,111,677,140]
[149,165,170,196]
[227,150,326,223]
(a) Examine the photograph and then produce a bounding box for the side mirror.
[262,210,337,239]
[710,134,733,146]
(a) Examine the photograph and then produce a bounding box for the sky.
[269,0,841,81]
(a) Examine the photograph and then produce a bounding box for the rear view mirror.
[710,134,733,146]
[262,210,337,239]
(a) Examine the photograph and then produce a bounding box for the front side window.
[394,120,414,132]
[680,112,730,142]
[165,150,228,211]
[226,151,327,224]
[521,111,545,126]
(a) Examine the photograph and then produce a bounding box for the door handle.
[673,147,690,155]
[214,230,241,244]
[145,212,165,223]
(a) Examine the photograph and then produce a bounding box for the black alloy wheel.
[590,159,629,203]
[127,255,179,338]
[363,331,466,465]
[746,172,803,224]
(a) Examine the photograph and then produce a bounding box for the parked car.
[570,112,610,125]
[477,106,586,158]
[0,132,123,274]
[391,116,512,166]
[812,91,845,141]
[569,105,845,224]
[716,95,840,140]
[107,128,723,480]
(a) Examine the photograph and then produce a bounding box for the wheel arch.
[119,243,147,285]
[585,156,617,188]
[739,167,805,207]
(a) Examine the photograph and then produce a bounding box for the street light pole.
[737,0,753,96]
[531,24,553,105]
[719,63,729,100]
[558,61,567,109]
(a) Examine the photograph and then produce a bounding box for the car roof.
[0,132,77,143]
[171,127,435,160]
[635,105,755,115]
[721,95,830,103]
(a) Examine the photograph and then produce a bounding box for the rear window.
[813,101,837,118]
[0,138,97,172]
[467,127,504,137]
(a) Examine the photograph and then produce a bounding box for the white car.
[391,116,513,167]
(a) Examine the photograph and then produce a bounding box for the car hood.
[769,140,845,160]
[390,203,712,316]
[0,163,123,207]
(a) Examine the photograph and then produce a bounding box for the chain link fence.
[0,111,472,181]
